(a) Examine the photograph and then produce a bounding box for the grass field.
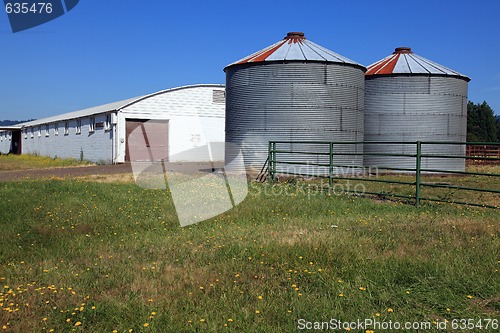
[0,163,499,332]
[342,165,500,208]
[0,154,92,171]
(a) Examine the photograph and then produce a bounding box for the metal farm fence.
[267,141,500,208]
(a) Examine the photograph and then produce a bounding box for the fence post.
[329,142,333,189]
[272,142,277,182]
[415,141,422,207]
[268,142,273,183]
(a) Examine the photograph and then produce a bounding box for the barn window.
[24,128,28,139]
[30,127,34,138]
[105,114,111,131]
[213,90,225,104]
[54,123,59,136]
[89,117,95,132]
[64,122,69,135]
[37,126,41,137]
[76,120,81,134]
[45,124,49,137]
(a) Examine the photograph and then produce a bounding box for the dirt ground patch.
[0,162,225,182]
[0,164,132,182]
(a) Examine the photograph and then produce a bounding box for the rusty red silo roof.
[225,32,364,70]
[366,47,470,81]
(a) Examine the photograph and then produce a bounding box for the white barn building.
[0,84,225,163]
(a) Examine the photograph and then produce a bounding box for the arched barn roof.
[19,84,225,127]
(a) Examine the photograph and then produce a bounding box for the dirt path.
[0,164,132,182]
[0,162,225,182]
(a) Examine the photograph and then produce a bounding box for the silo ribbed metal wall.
[225,62,365,173]
[364,76,468,172]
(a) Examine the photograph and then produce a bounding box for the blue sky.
[1,0,499,120]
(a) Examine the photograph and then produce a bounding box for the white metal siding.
[21,114,114,163]
[168,116,224,161]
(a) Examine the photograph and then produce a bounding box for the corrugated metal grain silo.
[364,47,470,172]
[224,32,366,173]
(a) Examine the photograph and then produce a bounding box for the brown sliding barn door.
[125,119,169,162]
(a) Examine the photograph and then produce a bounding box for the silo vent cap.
[394,47,412,54]
[285,32,305,39]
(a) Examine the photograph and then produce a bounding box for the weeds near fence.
[0,154,92,171]
[268,141,500,208]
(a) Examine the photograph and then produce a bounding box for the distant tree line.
[0,119,35,126]
[467,101,500,142]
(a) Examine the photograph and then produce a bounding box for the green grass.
[0,154,92,171]
[0,177,499,332]
[314,164,500,208]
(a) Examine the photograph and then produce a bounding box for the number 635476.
[5,2,53,14]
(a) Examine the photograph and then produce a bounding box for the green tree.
[467,101,498,142]
[496,115,500,141]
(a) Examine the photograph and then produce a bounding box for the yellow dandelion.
[74,321,81,326]
[2,326,7,330]
[143,323,149,327]
[338,293,344,297]
[227,318,233,322]
[467,295,473,299]
[151,311,156,315]
[199,319,205,323]
[387,308,394,313]
[255,310,260,314]
[66,319,71,323]
[258,295,263,300]
[113,330,118,333]
[375,313,380,317]
[42,317,48,321]
[359,287,366,291]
